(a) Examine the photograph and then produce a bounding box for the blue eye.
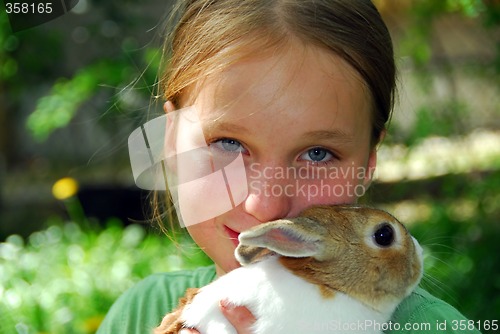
[301,147,334,163]
[210,138,247,153]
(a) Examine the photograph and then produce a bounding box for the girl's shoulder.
[389,287,481,333]
[96,265,216,334]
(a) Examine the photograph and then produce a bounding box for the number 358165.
[451,319,498,331]
[5,2,53,14]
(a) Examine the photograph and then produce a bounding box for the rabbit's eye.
[373,223,394,247]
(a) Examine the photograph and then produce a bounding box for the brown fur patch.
[153,288,200,334]
[279,257,336,299]
[319,285,336,298]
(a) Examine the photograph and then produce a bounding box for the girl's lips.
[224,226,240,247]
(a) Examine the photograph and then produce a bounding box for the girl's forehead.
[181,40,365,105]
[193,42,370,116]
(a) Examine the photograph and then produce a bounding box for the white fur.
[181,257,395,334]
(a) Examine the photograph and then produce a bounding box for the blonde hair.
[161,0,395,145]
[155,0,395,231]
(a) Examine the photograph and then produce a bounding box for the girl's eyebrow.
[302,130,354,143]
[203,121,249,136]
[204,121,353,143]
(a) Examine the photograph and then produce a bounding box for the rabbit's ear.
[235,245,277,265]
[238,217,324,260]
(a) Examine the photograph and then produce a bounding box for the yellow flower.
[52,177,79,200]
[83,315,105,332]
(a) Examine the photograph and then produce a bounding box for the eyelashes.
[208,138,248,155]
[208,137,339,165]
[299,147,337,165]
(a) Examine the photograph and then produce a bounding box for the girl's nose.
[243,174,293,223]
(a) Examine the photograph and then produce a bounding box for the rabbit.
[154,205,424,334]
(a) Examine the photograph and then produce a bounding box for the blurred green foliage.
[405,170,500,328]
[400,0,500,68]
[26,58,141,141]
[387,0,500,147]
[0,220,211,334]
[27,63,109,141]
[25,46,161,142]
[0,1,164,154]
[404,101,470,146]
[0,14,18,80]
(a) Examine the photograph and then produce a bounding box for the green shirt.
[96,265,480,333]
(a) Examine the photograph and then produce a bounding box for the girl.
[98,0,479,333]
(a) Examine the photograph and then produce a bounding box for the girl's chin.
[216,258,242,276]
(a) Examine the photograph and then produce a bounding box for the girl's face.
[173,43,377,276]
